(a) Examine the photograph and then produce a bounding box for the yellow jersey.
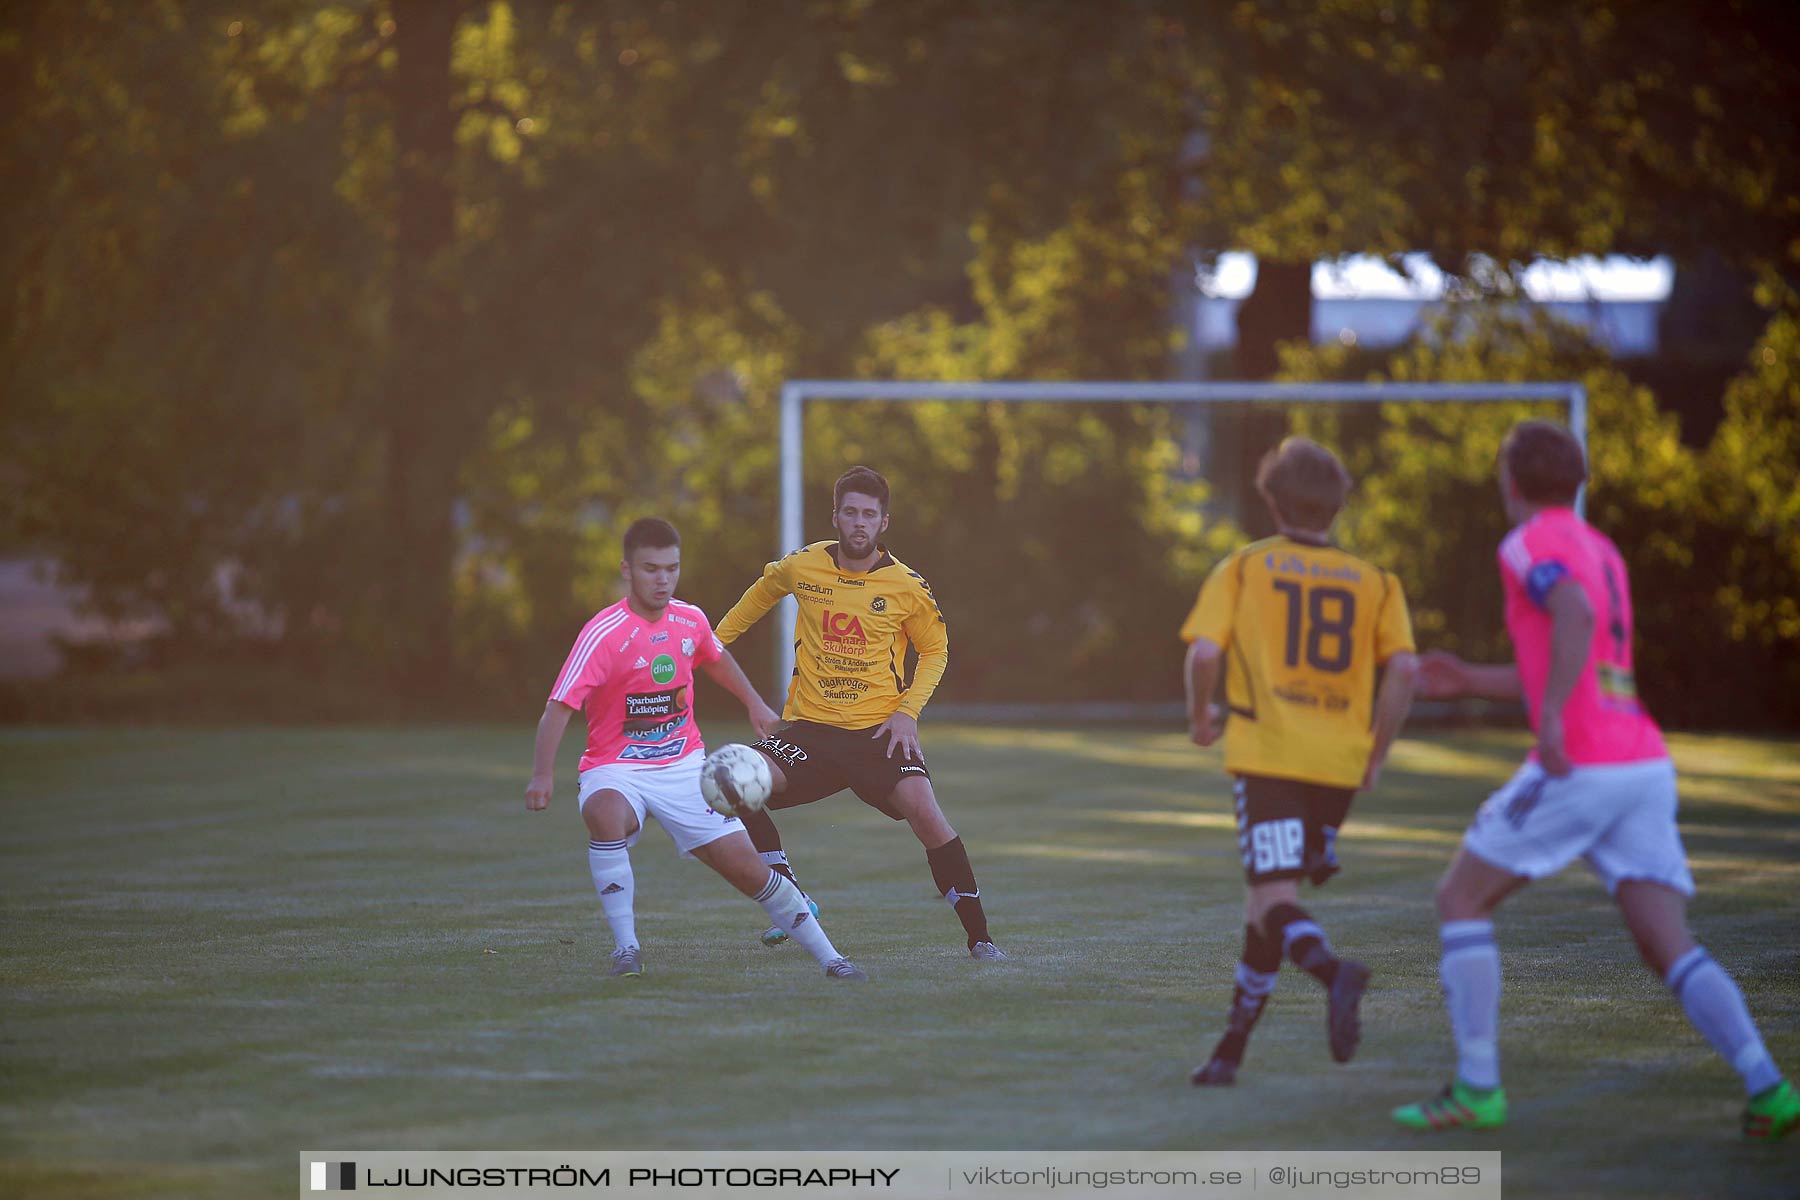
[1180,535,1414,788]
[716,541,948,727]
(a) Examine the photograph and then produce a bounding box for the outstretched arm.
[525,700,576,811]
[700,649,782,740]
[715,557,794,646]
[1417,651,1523,701]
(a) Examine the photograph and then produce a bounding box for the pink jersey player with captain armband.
[549,597,724,771]
[1497,507,1667,766]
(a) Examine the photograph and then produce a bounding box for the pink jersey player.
[1497,507,1666,766]
[1397,421,1795,1141]
[549,597,725,771]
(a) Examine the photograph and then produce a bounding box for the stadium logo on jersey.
[651,654,677,684]
[619,738,688,762]
[870,596,887,613]
[822,611,868,648]
[649,631,669,643]
[680,637,696,657]
[796,580,834,597]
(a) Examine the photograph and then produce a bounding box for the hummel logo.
[634,656,649,669]
[601,883,624,895]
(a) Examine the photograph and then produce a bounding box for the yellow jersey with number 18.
[1180,535,1414,789]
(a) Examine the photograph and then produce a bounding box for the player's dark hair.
[1501,420,1587,505]
[833,465,890,513]
[622,517,680,559]
[1255,437,1352,531]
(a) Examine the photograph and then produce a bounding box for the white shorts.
[1461,757,1695,896]
[577,751,744,858]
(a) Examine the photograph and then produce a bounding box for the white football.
[700,743,773,816]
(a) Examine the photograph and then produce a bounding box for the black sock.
[1209,922,1282,1066]
[925,836,990,947]
[1263,901,1339,987]
[738,808,800,888]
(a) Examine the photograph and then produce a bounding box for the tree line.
[2,1,1795,728]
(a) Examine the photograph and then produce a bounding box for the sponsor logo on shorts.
[756,737,809,767]
[618,737,688,762]
[651,654,677,684]
[870,596,887,612]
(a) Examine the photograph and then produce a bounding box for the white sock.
[1440,919,1502,1090]
[588,839,636,951]
[1666,947,1783,1096]
[754,871,841,967]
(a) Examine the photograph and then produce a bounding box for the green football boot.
[1392,1081,1508,1132]
[1743,1079,1799,1142]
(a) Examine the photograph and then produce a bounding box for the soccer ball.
[700,743,772,816]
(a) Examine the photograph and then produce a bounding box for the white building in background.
[1190,253,1671,359]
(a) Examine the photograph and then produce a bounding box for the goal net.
[766,379,1586,721]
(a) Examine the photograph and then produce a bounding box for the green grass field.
[2,724,1796,1199]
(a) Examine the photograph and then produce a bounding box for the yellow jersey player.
[1182,438,1418,1085]
[716,466,1006,961]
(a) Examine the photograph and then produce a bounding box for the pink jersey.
[548,598,725,771]
[1498,508,1667,765]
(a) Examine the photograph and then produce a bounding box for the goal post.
[773,379,1587,704]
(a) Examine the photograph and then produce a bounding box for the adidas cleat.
[824,958,869,981]
[1326,959,1371,1063]
[969,940,1011,962]
[1743,1079,1799,1142]
[1189,1057,1238,1087]
[1392,1081,1508,1132]
[609,946,643,978]
[760,896,819,947]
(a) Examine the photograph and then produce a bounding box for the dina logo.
[310,1162,356,1191]
[870,596,887,613]
[650,654,677,684]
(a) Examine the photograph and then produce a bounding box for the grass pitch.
[1,724,1796,1199]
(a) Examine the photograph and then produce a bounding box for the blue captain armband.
[1524,560,1571,611]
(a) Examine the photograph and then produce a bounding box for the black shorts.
[1233,774,1355,886]
[751,720,931,819]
